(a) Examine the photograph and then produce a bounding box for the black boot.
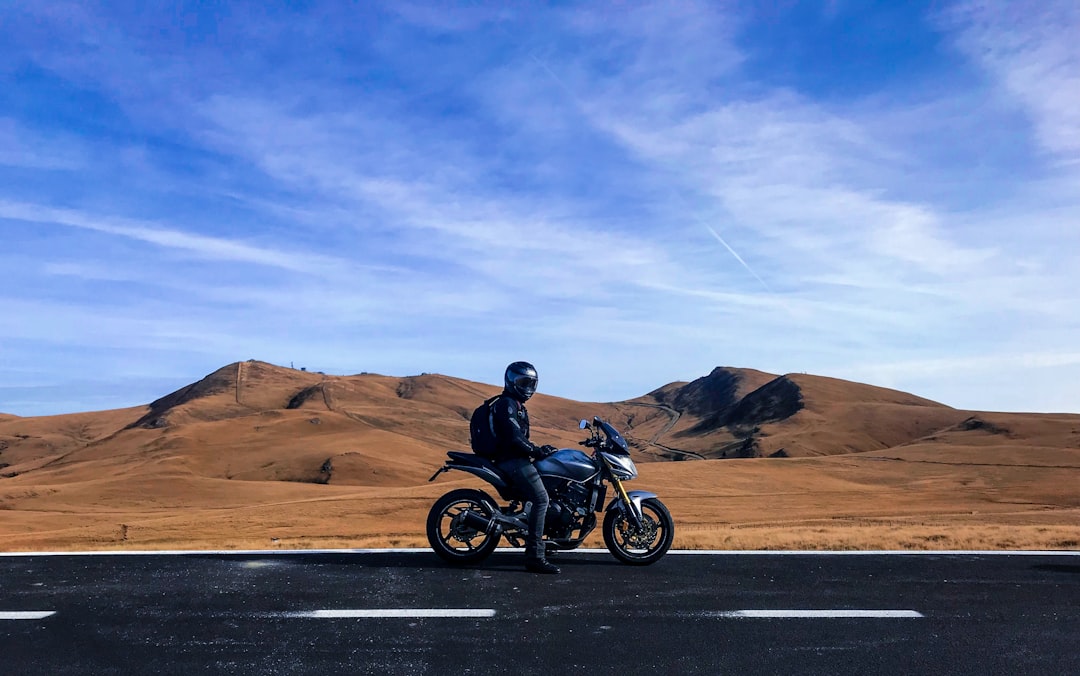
[525,558,560,574]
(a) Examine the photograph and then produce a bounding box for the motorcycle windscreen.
[598,420,630,454]
[534,449,599,482]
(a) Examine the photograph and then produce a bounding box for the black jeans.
[497,457,550,561]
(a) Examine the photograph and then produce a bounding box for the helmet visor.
[513,375,537,396]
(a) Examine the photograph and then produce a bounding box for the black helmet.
[504,361,538,401]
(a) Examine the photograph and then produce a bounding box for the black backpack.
[469,395,501,459]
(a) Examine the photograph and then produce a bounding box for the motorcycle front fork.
[609,477,643,528]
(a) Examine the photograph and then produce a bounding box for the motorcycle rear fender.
[429,453,517,501]
[443,463,511,492]
[606,490,657,522]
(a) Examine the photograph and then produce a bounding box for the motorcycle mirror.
[579,419,590,430]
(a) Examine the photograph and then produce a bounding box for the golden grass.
[3,460,1076,552]
[6,518,1076,553]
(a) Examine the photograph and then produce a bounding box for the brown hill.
[610,367,967,460]
[1,360,1077,552]
[0,361,624,489]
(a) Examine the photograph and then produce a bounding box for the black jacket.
[490,394,544,461]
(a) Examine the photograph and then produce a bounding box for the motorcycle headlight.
[602,453,637,480]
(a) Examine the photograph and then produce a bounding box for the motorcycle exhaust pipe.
[458,509,502,536]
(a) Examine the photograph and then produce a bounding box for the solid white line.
[290,609,496,619]
[0,548,1077,557]
[665,550,1080,556]
[717,610,923,619]
[0,611,55,620]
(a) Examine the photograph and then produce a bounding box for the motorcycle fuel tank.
[534,449,598,482]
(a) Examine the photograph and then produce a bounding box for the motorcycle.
[426,416,674,566]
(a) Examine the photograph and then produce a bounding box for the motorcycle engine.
[544,482,592,539]
[557,482,591,512]
[545,502,575,538]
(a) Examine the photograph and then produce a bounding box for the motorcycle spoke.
[610,503,670,559]
[439,501,490,551]
[427,489,502,565]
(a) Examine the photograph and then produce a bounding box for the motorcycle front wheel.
[603,497,674,565]
[426,488,501,565]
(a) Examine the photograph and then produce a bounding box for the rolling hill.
[1,360,1077,552]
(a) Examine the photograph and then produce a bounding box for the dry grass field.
[2,361,1077,552]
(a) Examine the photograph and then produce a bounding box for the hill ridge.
[4,359,1076,487]
[128,362,245,429]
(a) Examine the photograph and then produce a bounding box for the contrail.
[523,41,774,296]
[704,225,773,292]
[530,53,584,107]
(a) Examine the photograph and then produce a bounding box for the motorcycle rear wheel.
[427,488,502,565]
[603,497,674,565]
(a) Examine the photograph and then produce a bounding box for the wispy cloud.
[941,0,1080,163]
[191,93,689,306]
[0,119,87,170]
[0,200,348,275]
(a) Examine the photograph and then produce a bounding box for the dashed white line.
[0,611,55,620]
[716,610,924,618]
[289,609,496,618]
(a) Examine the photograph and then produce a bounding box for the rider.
[490,361,560,574]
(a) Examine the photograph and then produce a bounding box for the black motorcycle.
[426,417,674,566]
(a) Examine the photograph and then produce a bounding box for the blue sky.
[2,0,1079,416]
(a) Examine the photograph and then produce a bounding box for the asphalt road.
[1,549,1078,675]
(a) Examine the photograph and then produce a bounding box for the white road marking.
[289,609,496,618]
[0,611,55,620]
[717,610,923,618]
[1,548,1077,557]
[668,550,1080,557]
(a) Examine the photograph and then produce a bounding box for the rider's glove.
[538,444,557,458]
